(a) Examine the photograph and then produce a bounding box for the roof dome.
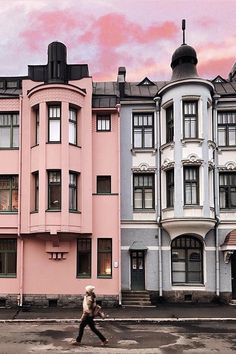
[170,44,199,81]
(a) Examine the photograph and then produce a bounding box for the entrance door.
[232,251,236,299]
[131,251,145,290]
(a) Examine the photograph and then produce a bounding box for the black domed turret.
[47,41,67,83]
[171,20,199,81]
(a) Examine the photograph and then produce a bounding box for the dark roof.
[171,44,198,69]
[124,81,166,98]
[92,82,119,108]
[214,81,236,96]
[0,88,22,98]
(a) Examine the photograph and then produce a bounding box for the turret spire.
[182,19,186,45]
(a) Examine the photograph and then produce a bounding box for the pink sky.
[1,0,236,81]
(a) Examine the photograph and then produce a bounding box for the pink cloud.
[198,57,235,79]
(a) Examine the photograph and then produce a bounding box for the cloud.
[198,57,235,79]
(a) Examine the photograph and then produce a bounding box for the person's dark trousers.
[76,316,106,343]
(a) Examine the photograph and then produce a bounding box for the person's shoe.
[101,339,108,346]
[71,340,81,346]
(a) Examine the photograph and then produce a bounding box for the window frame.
[0,112,19,149]
[219,172,236,209]
[69,172,78,211]
[77,238,91,278]
[218,111,236,147]
[132,112,154,149]
[183,101,198,139]
[97,176,111,194]
[48,105,61,143]
[171,235,203,285]
[96,115,111,132]
[97,238,112,278]
[33,171,39,212]
[166,105,174,143]
[35,108,39,145]
[47,170,61,210]
[133,173,155,210]
[184,166,199,205]
[0,239,17,278]
[0,175,18,212]
[69,107,77,145]
[166,168,174,208]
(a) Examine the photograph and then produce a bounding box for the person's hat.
[85,285,95,293]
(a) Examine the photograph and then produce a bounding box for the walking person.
[71,285,108,346]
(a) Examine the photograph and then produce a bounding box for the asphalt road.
[0,321,236,353]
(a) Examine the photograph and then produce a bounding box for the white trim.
[121,223,158,229]
[171,286,206,291]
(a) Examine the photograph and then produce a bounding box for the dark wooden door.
[231,251,236,299]
[131,251,145,290]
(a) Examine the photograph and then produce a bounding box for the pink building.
[0,42,120,307]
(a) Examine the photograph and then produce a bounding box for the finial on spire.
[182,19,186,45]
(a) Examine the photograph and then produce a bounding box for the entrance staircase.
[121,290,154,307]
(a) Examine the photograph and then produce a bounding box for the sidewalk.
[0,303,236,323]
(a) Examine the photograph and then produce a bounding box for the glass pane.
[184,118,191,138]
[172,262,185,271]
[12,127,19,148]
[144,129,153,147]
[49,120,60,141]
[134,129,142,148]
[98,253,111,276]
[134,189,142,208]
[69,109,76,122]
[172,272,185,282]
[0,190,10,211]
[0,253,5,274]
[78,253,91,276]
[7,253,16,274]
[172,249,185,260]
[12,190,18,211]
[231,188,236,207]
[144,189,153,208]
[133,115,138,126]
[0,127,10,147]
[49,172,60,183]
[229,127,236,146]
[69,188,76,210]
[185,184,192,204]
[97,176,111,193]
[69,122,76,144]
[218,127,226,146]
[188,272,201,282]
[220,189,226,208]
[49,185,61,208]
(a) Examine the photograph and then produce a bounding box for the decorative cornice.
[182,154,203,166]
[132,163,157,173]
[161,159,175,171]
[218,161,236,171]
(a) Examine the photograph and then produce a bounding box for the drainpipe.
[154,96,163,297]
[18,94,24,307]
[116,103,122,306]
[213,94,221,297]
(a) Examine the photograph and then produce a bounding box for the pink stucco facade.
[0,42,120,307]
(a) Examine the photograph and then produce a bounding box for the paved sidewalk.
[0,303,236,322]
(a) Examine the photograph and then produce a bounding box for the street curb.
[1,317,236,324]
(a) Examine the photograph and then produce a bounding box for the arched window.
[171,235,203,284]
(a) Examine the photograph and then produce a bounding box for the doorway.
[231,251,236,299]
[131,251,145,291]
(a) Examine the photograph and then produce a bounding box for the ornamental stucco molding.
[218,161,236,171]
[161,159,175,171]
[132,163,156,173]
[182,154,203,166]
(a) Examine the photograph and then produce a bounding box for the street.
[0,321,235,353]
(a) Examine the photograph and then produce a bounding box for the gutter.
[154,97,163,297]
[18,94,24,307]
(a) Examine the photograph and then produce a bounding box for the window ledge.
[160,142,174,151]
[131,148,157,155]
[0,147,19,150]
[77,275,91,279]
[181,138,204,146]
[220,209,236,213]
[0,275,16,278]
[183,205,202,209]
[69,210,81,214]
[0,211,18,214]
[97,276,112,279]
[172,284,205,288]
[93,193,118,196]
[46,141,61,144]
[31,144,39,149]
[133,209,156,213]
[218,146,236,151]
[30,211,38,214]
[46,209,61,212]
[162,207,174,211]
[69,143,81,148]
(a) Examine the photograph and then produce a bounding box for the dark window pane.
[97,176,111,193]
[77,239,91,277]
[98,239,112,277]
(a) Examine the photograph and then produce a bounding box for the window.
[166,169,174,207]
[184,166,199,205]
[48,171,61,210]
[183,101,198,138]
[172,235,203,284]
[6,81,17,89]
[77,239,91,278]
[69,108,77,144]
[33,172,39,212]
[133,113,154,149]
[35,109,39,145]
[69,172,77,211]
[0,239,17,277]
[166,105,174,143]
[218,112,236,146]
[48,105,61,142]
[97,176,111,194]
[0,113,19,148]
[0,176,18,212]
[219,173,236,209]
[96,115,111,131]
[133,174,154,209]
[97,238,112,277]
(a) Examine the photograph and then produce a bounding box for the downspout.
[116,103,122,306]
[18,94,24,307]
[212,94,221,297]
[154,97,162,297]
